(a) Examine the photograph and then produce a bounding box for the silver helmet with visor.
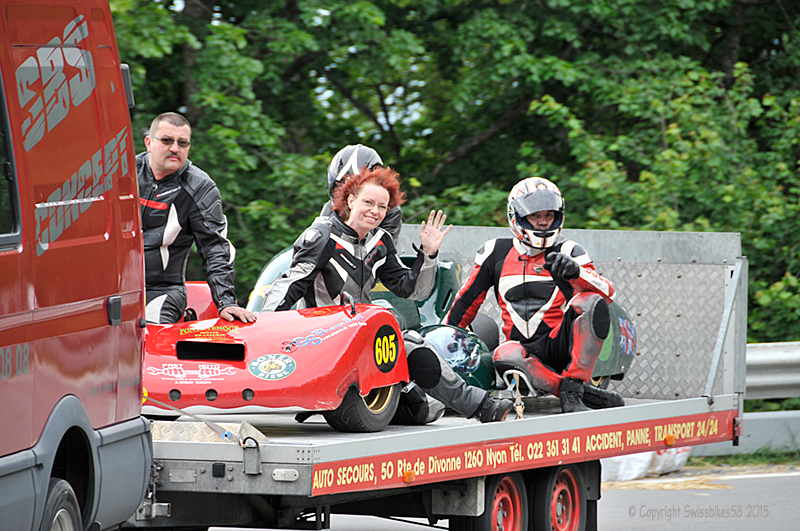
[507,177,564,249]
[326,144,383,197]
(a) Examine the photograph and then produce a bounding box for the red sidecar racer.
[143,287,409,432]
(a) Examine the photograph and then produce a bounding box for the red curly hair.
[332,166,406,220]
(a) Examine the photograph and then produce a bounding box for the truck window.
[0,76,21,250]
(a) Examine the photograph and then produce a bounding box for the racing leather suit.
[261,213,434,311]
[445,235,615,395]
[137,153,238,323]
[262,214,491,421]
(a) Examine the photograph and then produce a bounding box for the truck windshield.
[0,76,19,244]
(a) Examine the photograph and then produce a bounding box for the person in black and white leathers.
[137,112,256,324]
[319,144,402,242]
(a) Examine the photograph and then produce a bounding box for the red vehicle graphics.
[311,409,737,496]
[143,304,409,415]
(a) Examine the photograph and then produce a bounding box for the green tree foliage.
[111,0,800,341]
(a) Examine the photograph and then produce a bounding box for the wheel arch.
[26,395,101,531]
[8,395,151,531]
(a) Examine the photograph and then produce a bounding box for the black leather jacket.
[262,214,436,312]
[137,153,238,312]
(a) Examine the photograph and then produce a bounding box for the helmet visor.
[420,325,482,374]
[512,190,562,217]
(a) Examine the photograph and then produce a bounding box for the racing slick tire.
[324,383,401,432]
[449,472,528,531]
[532,464,587,531]
[39,478,81,531]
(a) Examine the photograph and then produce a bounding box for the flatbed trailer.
[129,228,747,531]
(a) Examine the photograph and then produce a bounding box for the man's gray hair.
[149,112,191,136]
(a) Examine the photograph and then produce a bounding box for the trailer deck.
[147,392,738,499]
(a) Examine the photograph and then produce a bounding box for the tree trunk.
[181,0,216,125]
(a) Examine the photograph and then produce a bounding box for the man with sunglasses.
[137,112,255,324]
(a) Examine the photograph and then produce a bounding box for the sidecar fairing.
[143,299,409,432]
[591,300,637,388]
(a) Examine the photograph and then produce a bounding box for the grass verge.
[688,449,800,468]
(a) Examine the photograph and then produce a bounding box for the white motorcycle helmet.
[507,177,564,249]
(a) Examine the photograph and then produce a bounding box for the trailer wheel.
[323,383,400,432]
[39,479,81,531]
[533,465,586,531]
[449,473,528,531]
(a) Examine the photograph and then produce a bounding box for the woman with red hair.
[263,166,513,425]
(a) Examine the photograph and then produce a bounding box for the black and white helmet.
[507,177,564,249]
[326,144,383,197]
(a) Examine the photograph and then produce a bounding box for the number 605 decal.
[374,325,399,373]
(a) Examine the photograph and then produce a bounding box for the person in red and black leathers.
[445,177,623,412]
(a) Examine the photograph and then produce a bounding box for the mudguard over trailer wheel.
[533,464,587,531]
[39,479,81,531]
[449,472,528,531]
[323,383,401,432]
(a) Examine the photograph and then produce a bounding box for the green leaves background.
[112,0,800,341]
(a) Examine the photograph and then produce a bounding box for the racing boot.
[404,331,493,421]
[391,384,446,425]
[492,341,562,396]
[474,395,514,423]
[582,383,625,409]
[561,292,610,382]
[559,377,590,413]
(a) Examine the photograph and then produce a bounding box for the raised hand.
[419,210,453,256]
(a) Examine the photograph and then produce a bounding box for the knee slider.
[592,297,610,340]
[406,345,442,389]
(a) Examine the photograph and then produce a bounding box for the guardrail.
[746,341,800,399]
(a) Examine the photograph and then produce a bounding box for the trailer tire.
[532,465,586,531]
[449,473,528,531]
[324,383,401,432]
[39,479,81,531]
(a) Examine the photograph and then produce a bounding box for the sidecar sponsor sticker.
[619,316,636,356]
[249,354,297,381]
[147,363,237,383]
[291,314,367,348]
[374,325,399,373]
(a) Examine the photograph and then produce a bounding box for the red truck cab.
[0,1,151,530]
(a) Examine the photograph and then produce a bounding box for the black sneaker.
[559,378,590,413]
[582,384,625,409]
[475,397,514,423]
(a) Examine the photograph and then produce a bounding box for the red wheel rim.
[492,476,523,531]
[550,468,581,531]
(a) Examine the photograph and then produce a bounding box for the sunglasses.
[151,135,191,149]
